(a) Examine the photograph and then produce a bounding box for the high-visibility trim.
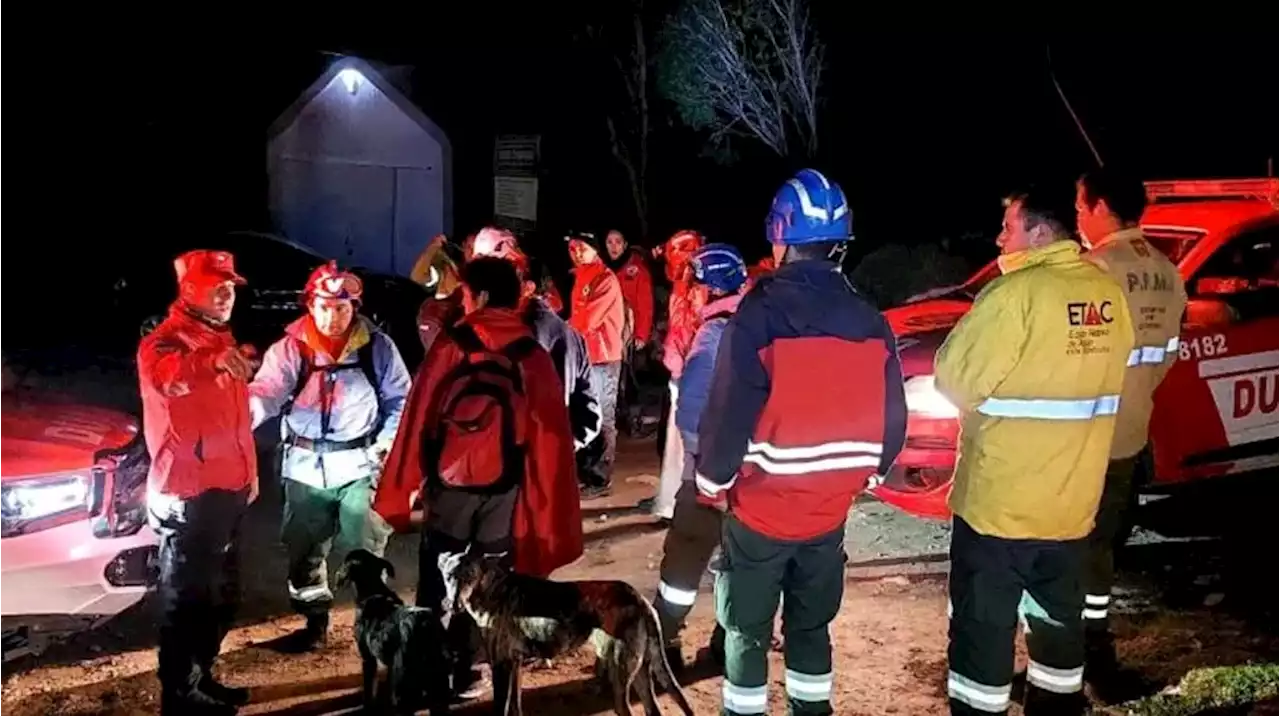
[695,473,735,497]
[722,682,768,714]
[743,440,882,476]
[1026,661,1084,694]
[1085,594,1111,606]
[658,580,698,607]
[288,582,333,603]
[947,671,1011,713]
[1082,607,1109,620]
[1127,341,1178,367]
[976,395,1120,420]
[785,670,833,702]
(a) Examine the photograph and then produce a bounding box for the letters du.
[1233,372,1279,419]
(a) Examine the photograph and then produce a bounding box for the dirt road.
[2,437,1275,715]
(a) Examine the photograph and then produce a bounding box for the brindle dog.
[443,551,695,716]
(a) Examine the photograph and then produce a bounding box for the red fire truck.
[873,178,1279,519]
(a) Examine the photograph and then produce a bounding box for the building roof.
[267,55,451,155]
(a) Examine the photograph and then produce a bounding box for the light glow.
[338,68,363,95]
[903,375,960,419]
[1,474,91,524]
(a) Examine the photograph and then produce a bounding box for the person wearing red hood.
[567,231,627,496]
[648,230,707,521]
[138,250,258,715]
[373,257,581,697]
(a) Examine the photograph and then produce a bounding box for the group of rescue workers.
[136,164,1183,716]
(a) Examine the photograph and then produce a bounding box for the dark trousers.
[654,481,723,643]
[281,477,392,618]
[151,488,248,694]
[948,517,1086,716]
[580,361,621,486]
[416,485,519,686]
[717,516,844,716]
[1082,456,1137,647]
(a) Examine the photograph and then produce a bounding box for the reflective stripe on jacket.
[935,240,1136,540]
[696,260,908,541]
[1084,228,1187,459]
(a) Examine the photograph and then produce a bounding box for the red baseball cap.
[174,250,246,288]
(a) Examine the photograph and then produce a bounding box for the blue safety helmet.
[764,169,853,245]
[690,243,748,294]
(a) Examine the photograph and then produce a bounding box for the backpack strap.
[283,334,385,445]
[357,335,385,442]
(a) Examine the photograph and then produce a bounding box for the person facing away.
[935,185,1135,715]
[1074,168,1185,698]
[247,261,411,651]
[373,256,582,698]
[649,229,708,520]
[696,169,908,716]
[567,231,627,497]
[651,241,749,672]
[138,249,259,715]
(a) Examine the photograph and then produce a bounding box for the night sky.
[19,10,1278,281]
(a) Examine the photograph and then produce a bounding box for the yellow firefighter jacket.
[936,240,1136,540]
[1084,228,1188,460]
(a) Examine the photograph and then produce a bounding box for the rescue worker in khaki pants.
[697,170,908,716]
[936,186,1135,715]
[1075,169,1186,699]
[139,250,259,714]
[652,243,749,671]
[249,263,411,650]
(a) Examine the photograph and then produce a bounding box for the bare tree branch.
[660,0,824,159]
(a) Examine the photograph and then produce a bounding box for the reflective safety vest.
[936,241,1136,540]
[1085,228,1188,459]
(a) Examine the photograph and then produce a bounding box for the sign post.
[493,135,540,232]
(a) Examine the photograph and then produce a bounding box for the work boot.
[579,481,613,499]
[161,687,239,716]
[1083,633,1149,705]
[199,674,250,707]
[272,613,329,653]
[1022,684,1086,716]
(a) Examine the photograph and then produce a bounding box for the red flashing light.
[1145,178,1279,205]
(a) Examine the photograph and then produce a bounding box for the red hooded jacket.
[569,261,626,364]
[611,248,654,344]
[137,303,257,498]
[662,278,707,378]
[374,308,583,578]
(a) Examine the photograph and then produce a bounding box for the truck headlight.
[1,473,92,536]
[903,375,959,419]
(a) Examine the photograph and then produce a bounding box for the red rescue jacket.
[375,308,583,578]
[695,261,908,540]
[662,278,707,378]
[137,303,257,499]
[569,261,626,364]
[610,248,655,344]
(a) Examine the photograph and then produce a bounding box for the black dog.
[336,549,451,715]
[444,550,695,716]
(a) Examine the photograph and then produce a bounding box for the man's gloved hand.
[214,345,258,381]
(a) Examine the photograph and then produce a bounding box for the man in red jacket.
[138,250,259,715]
[374,257,582,697]
[567,232,627,496]
[605,229,655,439]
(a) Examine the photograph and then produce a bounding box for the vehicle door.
[1149,219,1279,484]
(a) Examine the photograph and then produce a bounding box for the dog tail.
[641,593,695,716]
